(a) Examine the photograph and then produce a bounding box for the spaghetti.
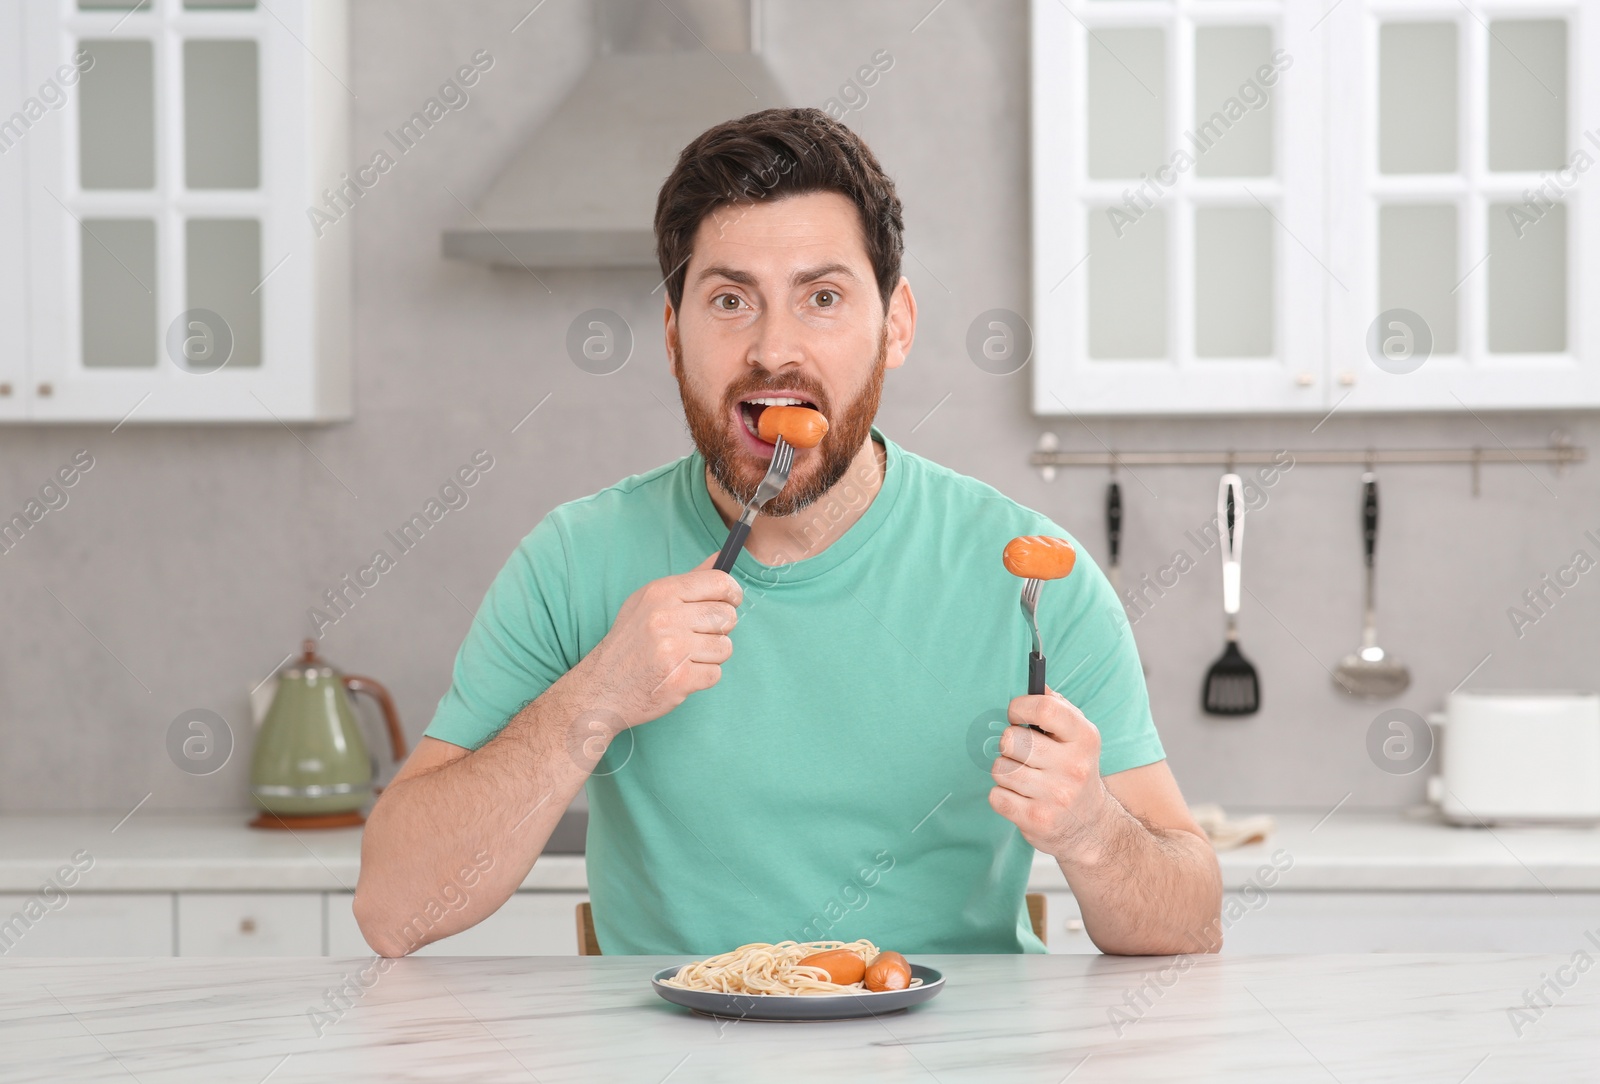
[660,940,923,996]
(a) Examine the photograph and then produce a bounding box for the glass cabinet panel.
[184,41,260,190]
[78,40,154,190]
[1487,20,1567,173]
[1379,23,1457,175]
[1195,206,1273,356]
[1193,26,1274,178]
[1488,202,1566,353]
[1087,28,1165,179]
[1379,204,1458,355]
[81,219,157,368]
[186,219,262,369]
[1088,206,1167,358]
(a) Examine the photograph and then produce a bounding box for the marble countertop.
[2,953,1593,1081]
[2,809,1598,893]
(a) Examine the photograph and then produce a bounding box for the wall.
[1,0,1595,816]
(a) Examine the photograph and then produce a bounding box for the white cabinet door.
[326,892,590,957]
[0,2,26,419]
[0,893,173,956]
[1325,2,1600,411]
[15,0,350,423]
[1221,892,1600,953]
[1032,0,1330,416]
[176,892,323,956]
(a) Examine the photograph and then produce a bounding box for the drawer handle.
[1065,918,1084,932]
[240,918,257,934]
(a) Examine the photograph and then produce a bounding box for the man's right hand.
[581,552,741,730]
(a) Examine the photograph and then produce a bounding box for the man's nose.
[748,305,807,371]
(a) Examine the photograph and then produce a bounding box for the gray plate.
[651,963,945,1021]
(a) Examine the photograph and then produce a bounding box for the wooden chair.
[575,894,1049,955]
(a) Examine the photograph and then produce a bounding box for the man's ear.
[884,275,916,371]
[663,300,679,372]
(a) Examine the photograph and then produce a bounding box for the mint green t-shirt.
[424,424,1164,954]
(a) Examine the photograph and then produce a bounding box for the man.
[355,107,1221,958]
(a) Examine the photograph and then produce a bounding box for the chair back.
[575,894,1050,955]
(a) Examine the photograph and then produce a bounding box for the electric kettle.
[248,640,408,830]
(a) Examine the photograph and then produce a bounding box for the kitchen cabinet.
[176,892,323,956]
[1037,891,1095,954]
[4,0,351,423]
[325,891,591,957]
[1044,889,1600,954]
[0,16,26,419]
[1031,0,1600,415]
[2,888,1596,956]
[1218,891,1600,954]
[0,892,173,956]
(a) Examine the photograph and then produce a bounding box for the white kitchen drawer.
[326,892,590,956]
[176,893,324,956]
[1038,891,1097,955]
[0,893,173,956]
[1220,892,1600,953]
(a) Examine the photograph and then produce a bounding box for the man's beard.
[674,323,887,519]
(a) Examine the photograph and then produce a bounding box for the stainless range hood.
[443,0,789,269]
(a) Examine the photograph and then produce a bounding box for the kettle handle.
[342,675,409,781]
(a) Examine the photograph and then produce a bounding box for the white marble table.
[1,953,1592,1081]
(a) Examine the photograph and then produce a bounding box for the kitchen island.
[1,952,1592,1081]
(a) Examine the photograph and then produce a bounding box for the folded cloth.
[1189,803,1274,851]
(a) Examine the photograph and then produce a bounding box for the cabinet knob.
[0,383,11,397]
[1338,371,1356,386]
[37,383,53,397]
[239,917,257,934]
[1065,917,1085,932]
[1295,372,1314,387]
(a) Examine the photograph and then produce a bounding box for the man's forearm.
[1053,784,1223,956]
[352,665,608,956]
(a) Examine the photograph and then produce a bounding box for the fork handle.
[713,509,756,573]
[1028,652,1046,696]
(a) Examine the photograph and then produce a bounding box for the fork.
[1014,577,1052,734]
[1019,577,1047,695]
[712,436,795,572]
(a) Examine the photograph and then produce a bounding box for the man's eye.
[813,290,837,307]
[714,294,744,311]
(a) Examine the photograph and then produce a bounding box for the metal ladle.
[1334,472,1411,699]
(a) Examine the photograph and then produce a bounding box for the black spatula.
[1203,473,1260,716]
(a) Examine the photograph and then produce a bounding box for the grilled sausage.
[1003,535,1077,580]
[757,405,829,449]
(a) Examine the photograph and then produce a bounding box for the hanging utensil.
[1106,479,1122,594]
[1334,472,1411,698]
[1202,473,1260,716]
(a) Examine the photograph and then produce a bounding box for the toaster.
[1427,690,1600,826]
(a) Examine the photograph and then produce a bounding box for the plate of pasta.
[651,939,945,1021]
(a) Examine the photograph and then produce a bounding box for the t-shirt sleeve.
[423,513,576,751]
[1038,520,1166,776]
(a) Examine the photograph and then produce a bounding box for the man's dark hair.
[654,106,905,316]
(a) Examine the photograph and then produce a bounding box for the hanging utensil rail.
[1029,433,1584,495]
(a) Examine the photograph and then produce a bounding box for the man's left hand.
[988,689,1114,860]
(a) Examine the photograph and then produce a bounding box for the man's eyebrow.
[693,262,861,289]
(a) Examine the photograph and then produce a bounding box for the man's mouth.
[737,395,819,440]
